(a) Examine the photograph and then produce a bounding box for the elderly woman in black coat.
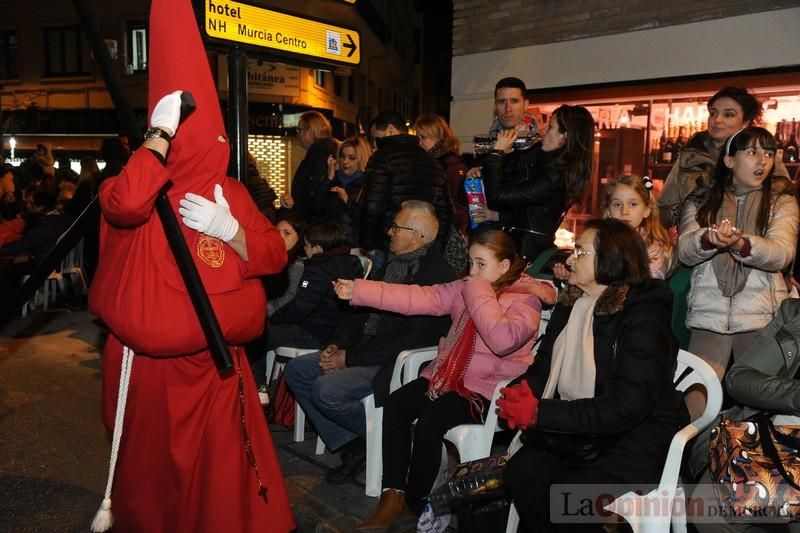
[497,218,689,532]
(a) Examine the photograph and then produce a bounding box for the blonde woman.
[414,114,469,235]
[315,136,372,243]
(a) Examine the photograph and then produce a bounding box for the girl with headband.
[678,126,798,419]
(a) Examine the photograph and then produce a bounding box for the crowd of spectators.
[10,79,800,532]
[0,139,131,297]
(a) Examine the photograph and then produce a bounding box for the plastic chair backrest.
[525,247,558,280]
[359,256,372,279]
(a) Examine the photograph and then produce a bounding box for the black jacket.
[330,244,456,405]
[358,134,452,252]
[482,144,567,261]
[291,137,338,222]
[313,171,364,245]
[521,280,688,459]
[269,248,363,344]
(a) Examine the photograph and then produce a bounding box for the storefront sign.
[662,103,709,129]
[204,0,361,65]
[248,60,300,96]
[587,105,648,130]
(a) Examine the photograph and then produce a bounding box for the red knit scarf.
[426,309,485,421]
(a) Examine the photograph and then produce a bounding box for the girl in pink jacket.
[333,229,556,531]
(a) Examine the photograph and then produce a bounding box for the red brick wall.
[452,0,800,56]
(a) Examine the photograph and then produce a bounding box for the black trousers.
[382,377,487,513]
[505,423,674,533]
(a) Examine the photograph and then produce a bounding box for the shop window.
[0,30,18,80]
[44,26,91,77]
[315,69,327,89]
[247,135,292,202]
[128,22,147,73]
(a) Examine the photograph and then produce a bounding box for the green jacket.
[726,298,800,416]
[689,298,800,477]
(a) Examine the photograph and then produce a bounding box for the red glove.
[496,380,539,430]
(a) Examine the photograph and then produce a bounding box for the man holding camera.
[466,77,535,231]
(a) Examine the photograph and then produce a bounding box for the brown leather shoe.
[355,489,418,532]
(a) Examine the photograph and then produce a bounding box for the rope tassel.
[91,345,134,532]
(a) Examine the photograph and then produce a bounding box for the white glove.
[150,90,183,137]
[179,184,240,242]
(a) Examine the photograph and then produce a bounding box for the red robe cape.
[89,150,294,532]
[88,0,294,527]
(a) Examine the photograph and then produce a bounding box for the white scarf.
[542,292,598,401]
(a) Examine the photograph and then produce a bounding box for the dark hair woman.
[333,229,557,530]
[481,104,595,261]
[266,215,307,315]
[498,218,689,533]
[658,86,789,227]
[247,215,308,401]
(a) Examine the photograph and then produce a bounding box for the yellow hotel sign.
[205,0,361,65]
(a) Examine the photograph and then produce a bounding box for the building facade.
[0,0,430,196]
[450,1,800,221]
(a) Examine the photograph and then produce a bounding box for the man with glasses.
[284,200,455,485]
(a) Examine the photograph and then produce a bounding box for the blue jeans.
[283,351,380,451]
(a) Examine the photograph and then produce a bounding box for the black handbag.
[521,428,605,462]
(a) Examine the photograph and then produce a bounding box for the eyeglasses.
[570,248,595,258]
[296,126,308,135]
[389,222,421,237]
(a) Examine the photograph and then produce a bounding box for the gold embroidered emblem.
[197,236,225,268]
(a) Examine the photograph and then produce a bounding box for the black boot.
[326,438,367,484]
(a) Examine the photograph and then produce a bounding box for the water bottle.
[429,469,502,515]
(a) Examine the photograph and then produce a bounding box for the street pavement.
[0,307,379,532]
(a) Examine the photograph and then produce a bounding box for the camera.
[473,114,539,156]
[473,132,540,156]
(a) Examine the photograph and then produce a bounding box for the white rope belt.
[91,345,134,532]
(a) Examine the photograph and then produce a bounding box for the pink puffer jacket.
[351,274,556,399]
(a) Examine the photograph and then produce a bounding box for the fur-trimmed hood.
[558,279,670,316]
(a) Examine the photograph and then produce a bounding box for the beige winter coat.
[678,182,799,334]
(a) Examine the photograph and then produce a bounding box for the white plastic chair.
[360,347,430,497]
[603,349,722,532]
[443,378,512,462]
[275,263,375,452]
[504,349,722,533]
[266,346,321,448]
[354,254,373,280]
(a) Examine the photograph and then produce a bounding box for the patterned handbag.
[709,413,800,518]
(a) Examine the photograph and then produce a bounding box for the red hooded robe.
[88,0,294,530]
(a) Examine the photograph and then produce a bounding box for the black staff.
[1,0,233,372]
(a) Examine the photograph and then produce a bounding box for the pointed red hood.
[148,0,241,296]
[149,0,228,201]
